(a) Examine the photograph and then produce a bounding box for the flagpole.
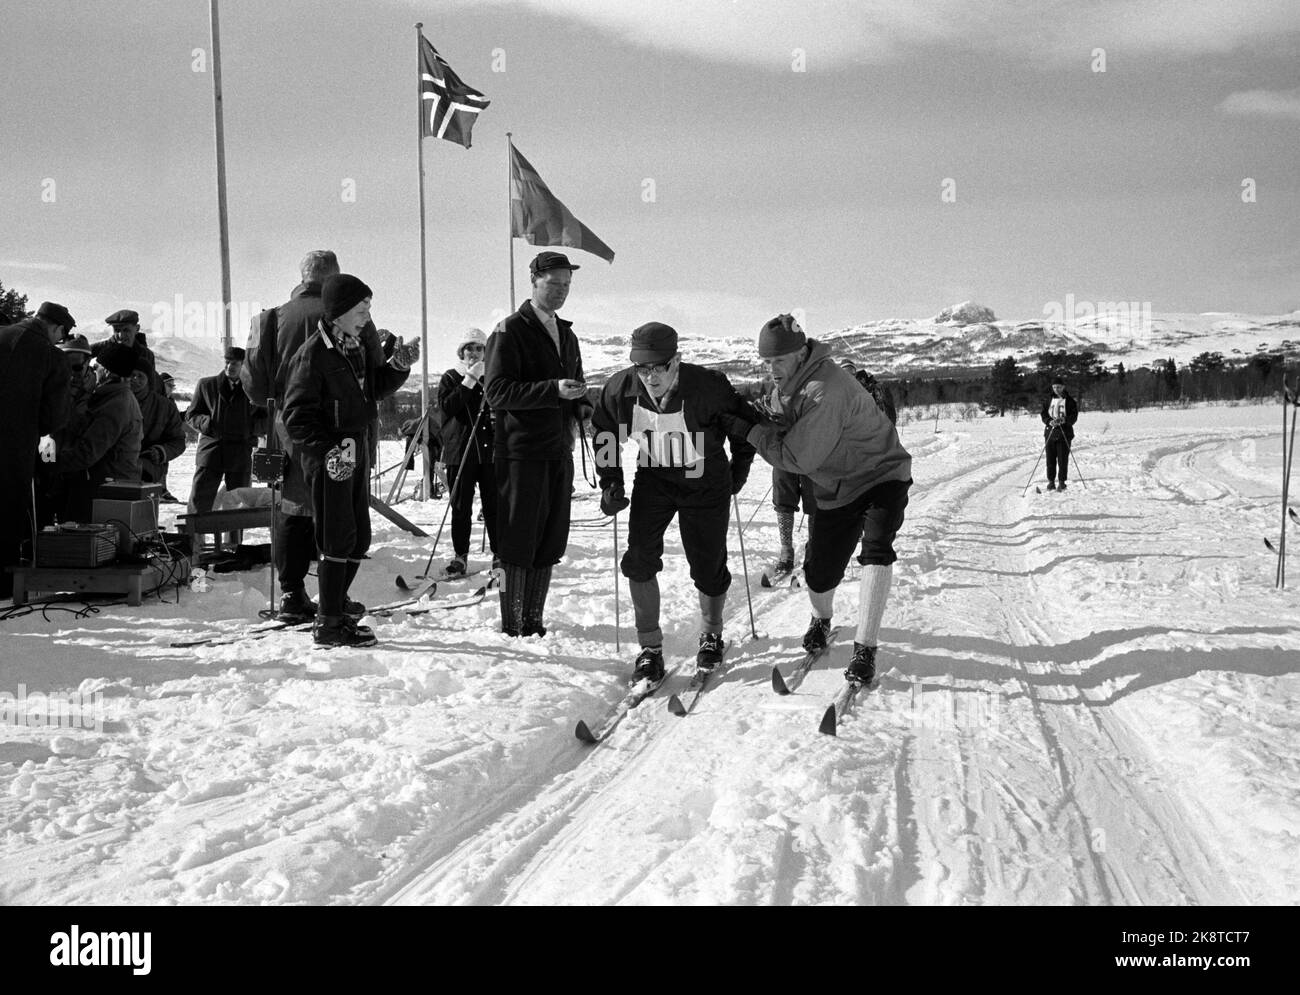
[209,0,232,351]
[415,22,431,500]
[507,132,516,311]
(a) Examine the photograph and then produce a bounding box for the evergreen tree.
[0,279,31,325]
[989,356,1021,415]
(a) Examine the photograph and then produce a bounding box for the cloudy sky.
[3,0,1298,371]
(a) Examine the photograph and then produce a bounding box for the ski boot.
[314,615,377,648]
[343,598,367,619]
[802,616,833,653]
[845,643,876,685]
[696,632,725,673]
[1057,481,1067,491]
[445,556,468,578]
[278,588,318,623]
[632,646,666,683]
[761,555,795,587]
[1045,481,1056,491]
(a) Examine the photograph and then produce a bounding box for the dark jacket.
[0,317,70,478]
[438,368,493,468]
[484,300,590,461]
[282,323,410,480]
[592,363,758,497]
[136,389,187,482]
[243,282,387,513]
[54,378,142,483]
[855,371,897,425]
[1040,392,1079,442]
[187,373,266,468]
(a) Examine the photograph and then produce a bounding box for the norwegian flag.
[419,36,489,148]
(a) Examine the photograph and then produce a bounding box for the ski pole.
[1280,381,1298,588]
[1021,432,1051,496]
[742,480,774,532]
[1062,435,1087,489]
[613,509,621,654]
[419,401,488,577]
[733,494,758,641]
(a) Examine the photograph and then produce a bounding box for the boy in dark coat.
[282,275,415,647]
[129,366,186,486]
[1040,379,1079,491]
[591,322,757,678]
[437,327,497,575]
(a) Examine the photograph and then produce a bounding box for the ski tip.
[574,720,599,745]
[1266,538,1278,552]
[771,666,791,696]
[666,694,687,717]
[818,705,838,736]
[395,575,411,590]
[759,575,772,588]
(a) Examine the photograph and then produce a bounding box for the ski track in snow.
[1,405,1297,905]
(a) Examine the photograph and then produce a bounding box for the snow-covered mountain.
[143,304,1300,394]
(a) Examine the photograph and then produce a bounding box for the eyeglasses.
[635,360,674,376]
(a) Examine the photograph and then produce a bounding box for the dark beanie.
[98,342,136,378]
[757,313,806,358]
[322,274,372,321]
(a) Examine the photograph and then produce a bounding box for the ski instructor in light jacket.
[720,314,912,686]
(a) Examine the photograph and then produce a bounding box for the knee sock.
[317,559,347,619]
[500,562,528,634]
[629,578,662,647]
[777,509,795,561]
[855,564,893,646]
[343,559,359,598]
[698,590,726,636]
[523,564,552,627]
[808,586,835,621]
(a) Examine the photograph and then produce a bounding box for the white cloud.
[1218,87,1300,120]
[454,0,1300,67]
[0,260,70,272]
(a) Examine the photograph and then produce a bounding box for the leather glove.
[600,482,629,516]
[717,411,756,440]
[729,461,749,496]
[390,337,419,370]
[146,445,166,464]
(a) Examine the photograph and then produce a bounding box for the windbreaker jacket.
[748,339,911,509]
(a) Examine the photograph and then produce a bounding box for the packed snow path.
[0,405,1296,904]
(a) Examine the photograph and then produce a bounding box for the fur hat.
[457,327,487,358]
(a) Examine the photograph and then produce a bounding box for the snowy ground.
[1,403,1297,906]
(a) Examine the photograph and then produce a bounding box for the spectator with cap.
[484,251,592,637]
[128,358,186,493]
[282,274,417,648]
[590,321,758,681]
[437,327,498,577]
[155,373,181,500]
[719,313,913,689]
[242,249,389,623]
[0,302,73,596]
[186,346,266,524]
[92,309,161,393]
[50,342,143,522]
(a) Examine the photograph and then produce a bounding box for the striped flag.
[419,37,489,148]
[510,144,615,263]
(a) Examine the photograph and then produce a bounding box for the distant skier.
[438,328,498,575]
[723,314,912,686]
[1040,378,1078,491]
[591,322,757,681]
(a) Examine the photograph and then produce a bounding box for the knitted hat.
[36,301,75,329]
[757,313,806,358]
[457,327,487,358]
[629,322,678,364]
[321,274,373,321]
[97,342,136,378]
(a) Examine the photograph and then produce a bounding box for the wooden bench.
[6,563,162,607]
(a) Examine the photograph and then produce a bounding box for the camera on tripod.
[252,448,289,485]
